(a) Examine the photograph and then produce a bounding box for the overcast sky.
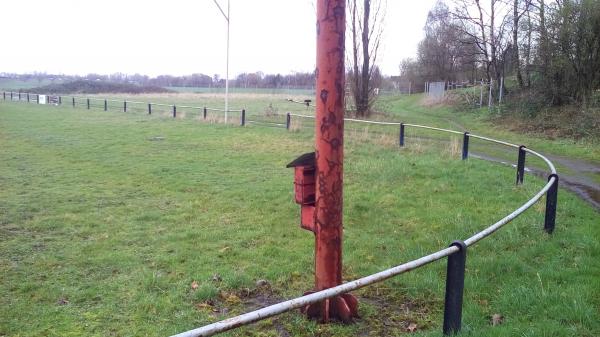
[1,0,437,77]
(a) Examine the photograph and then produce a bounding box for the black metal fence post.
[10,92,13,100]
[72,97,75,107]
[516,145,526,185]
[18,92,21,101]
[87,98,90,109]
[462,132,470,160]
[123,101,127,112]
[148,103,152,115]
[36,95,39,104]
[2,92,5,100]
[399,123,405,147]
[286,112,291,130]
[544,174,559,233]
[59,96,62,105]
[241,109,246,126]
[443,240,467,335]
[172,105,176,118]
[203,107,207,120]
[27,93,30,102]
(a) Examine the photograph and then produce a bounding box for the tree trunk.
[475,0,492,86]
[490,0,501,100]
[539,0,550,75]
[514,0,524,88]
[538,0,555,103]
[525,5,532,87]
[358,0,371,116]
[350,0,360,114]
[347,0,384,116]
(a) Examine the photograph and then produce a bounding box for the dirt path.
[388,98,599,210]
[422,111,600,211]
[470,152,600,211]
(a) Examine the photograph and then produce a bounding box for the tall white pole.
[225,0,229,123]
[212,0,230,123]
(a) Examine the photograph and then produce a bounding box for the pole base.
[300,292,359,323]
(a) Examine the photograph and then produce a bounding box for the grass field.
[166,87,315,96]
[72,92,314,124]
[1,97,599,337]
[377,94,600,163]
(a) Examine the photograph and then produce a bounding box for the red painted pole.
[302,0,358,323]
[315,0,345,294]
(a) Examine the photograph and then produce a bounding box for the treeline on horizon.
[0,71,315,90]
[0,68,399,92]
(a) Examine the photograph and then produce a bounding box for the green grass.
[74,92,314,122]
[378,94,600,163]
[1,99,599,337]
[373,94,600,190]
[166,87,314,96]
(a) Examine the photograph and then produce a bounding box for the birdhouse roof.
[286,152,315,168]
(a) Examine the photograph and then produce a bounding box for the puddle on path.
[399,108,600,211]
[471,152,600,211]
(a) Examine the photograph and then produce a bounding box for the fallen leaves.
[195,300,220,313]
[491,313,504,326]
[255,279,271,288]
[222,292,241,304]
[196,301,217,310]
[195,302,212,310]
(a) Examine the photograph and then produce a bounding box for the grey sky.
[1,0,437,77]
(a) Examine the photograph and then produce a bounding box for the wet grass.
[377,94,600,211]
[378,94,600,163]
[82,92,314,120]
[166,87,314,96]
[0,101,599,337]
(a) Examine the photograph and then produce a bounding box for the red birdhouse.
[287,152,316,232]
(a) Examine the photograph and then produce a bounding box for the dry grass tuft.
[205,114,224,124]
[289,119,303,132]
[406,138,425,155]
[374,134,397,147]
[445,136,461,158]
[203,114,241,126]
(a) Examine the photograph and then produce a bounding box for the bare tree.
[522,0,534,87]
[347,0,385,117]
[418,1,480,83]
[513,0,523,87]
[410,0,600,108]
[449,0,513,101]
[450,0,492,84]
